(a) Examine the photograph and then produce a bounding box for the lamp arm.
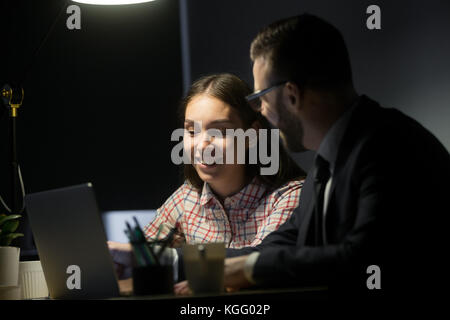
[1,85,25,214]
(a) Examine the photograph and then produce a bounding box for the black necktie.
[313,155,331,246]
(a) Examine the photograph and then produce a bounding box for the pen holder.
[132,265,174,296]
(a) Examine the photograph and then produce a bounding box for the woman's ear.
[248,120,261,149]
[251,120,262,131]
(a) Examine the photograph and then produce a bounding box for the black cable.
[19,0,70,86]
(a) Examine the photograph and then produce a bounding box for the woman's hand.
[107,241,133,279]
[174,280,193,296]
[170,231,186,248]
[224,255,252,291]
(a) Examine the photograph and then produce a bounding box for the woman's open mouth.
[194,155,223,169]
[197,161,218,170]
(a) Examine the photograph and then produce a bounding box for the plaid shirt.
[144,177,303,249]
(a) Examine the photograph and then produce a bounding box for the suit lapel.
[322,96,380,241]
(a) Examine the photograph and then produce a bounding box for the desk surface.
[115,279,328,301]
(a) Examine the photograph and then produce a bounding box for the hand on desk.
[173,280,239,296]
[174,280,192,296]
[108,241,133,279]
[224,255,252,291]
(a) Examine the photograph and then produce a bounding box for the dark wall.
[185,0,450,170]
[1,0,183,214]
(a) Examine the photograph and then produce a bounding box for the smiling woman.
[107,73,305,283]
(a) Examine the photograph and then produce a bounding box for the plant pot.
[0,246,20,287]
[18,261,49,299]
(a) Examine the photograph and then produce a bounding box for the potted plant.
[0,214,24,288]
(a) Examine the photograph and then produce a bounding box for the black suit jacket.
[227,95,450,301]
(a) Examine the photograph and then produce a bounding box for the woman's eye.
[184,127,195,135]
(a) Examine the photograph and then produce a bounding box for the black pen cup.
[132,265,174,296]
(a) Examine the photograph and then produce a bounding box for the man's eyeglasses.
[245,81,287,112]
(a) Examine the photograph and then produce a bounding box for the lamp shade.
[71,0,157,5]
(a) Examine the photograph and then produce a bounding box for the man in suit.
[223,14,450,302]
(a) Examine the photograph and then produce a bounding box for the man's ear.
[283,82,302,113]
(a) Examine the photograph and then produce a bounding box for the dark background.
[0,0,449,256]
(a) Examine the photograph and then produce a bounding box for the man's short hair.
[250,14,353,89]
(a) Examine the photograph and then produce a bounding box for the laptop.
[25,183,121,299]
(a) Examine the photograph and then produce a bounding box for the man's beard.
[276,100,307,152]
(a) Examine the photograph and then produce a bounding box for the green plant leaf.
[0,214,22,227]
[2,220,19,233]
[0,233,24,246]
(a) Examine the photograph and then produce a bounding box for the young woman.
[143,73,305,248]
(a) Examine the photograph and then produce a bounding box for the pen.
[126,221,153,266]
[154,224,163,243]
[131,217,158,266]
[133,216,144,234]
[156,226,177,261]
[124,228,146,266]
